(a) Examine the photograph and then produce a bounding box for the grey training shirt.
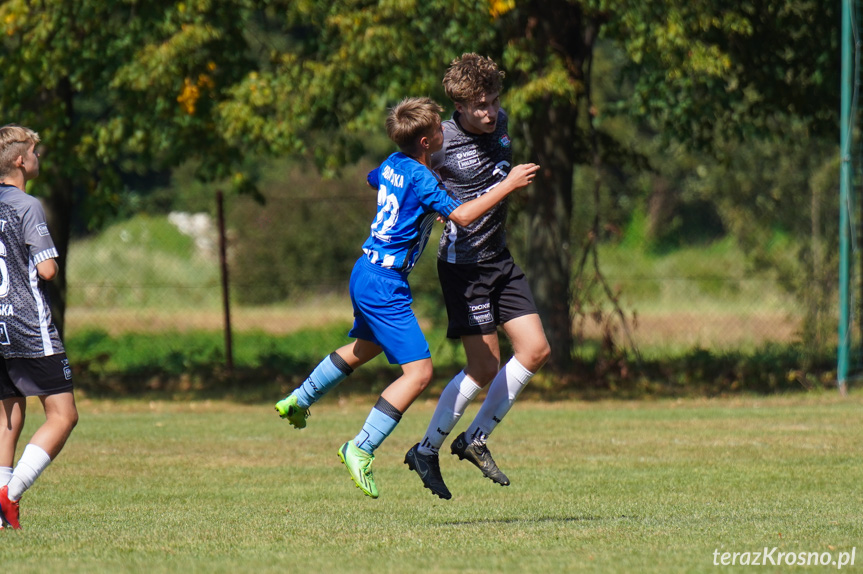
[432,108,514,264]
[0,185,64,358]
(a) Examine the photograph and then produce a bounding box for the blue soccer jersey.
[364,152,461,273]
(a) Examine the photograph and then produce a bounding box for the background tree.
[2,0,842,371]
[598,0,840,353]
[0,0,259,333]
[603,0,838,143]
[220,0,614,371]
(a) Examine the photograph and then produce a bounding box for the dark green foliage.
[66,328,836,400]
[648,199,726,253]
[226,160,376,304]
[603,0,839,147]
[538,344,837,400]
[66,326,358,398]
[3,1,844,383]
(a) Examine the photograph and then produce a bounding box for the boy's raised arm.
[447,163,539,227]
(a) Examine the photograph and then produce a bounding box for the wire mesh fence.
[62,188,813,374]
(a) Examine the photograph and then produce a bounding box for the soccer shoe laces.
[428,452,443,474]
[472,443,500,469]
[290,402,310,422]
[360,453,374,475]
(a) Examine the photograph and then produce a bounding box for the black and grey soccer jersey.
[432,108,513,264]
[0,185,64,358]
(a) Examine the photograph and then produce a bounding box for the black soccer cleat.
[450,432,510,486]
[404,443,452,500]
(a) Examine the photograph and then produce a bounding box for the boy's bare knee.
[536,340,551,367]
[417,367,434,392]
[518,340,551,373]
[49,408,78,433]
[403,360,434,394]
[466,358,500,386]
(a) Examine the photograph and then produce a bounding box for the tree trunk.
[510,0,599,372]
[42,177,73,338]
[41,77,76,338]
[520,102,577,372]
[647,176,677,240]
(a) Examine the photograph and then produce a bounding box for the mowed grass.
[2,392,861,573]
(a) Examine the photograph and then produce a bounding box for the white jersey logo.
[493,160,510,178]
[0,239,8,298]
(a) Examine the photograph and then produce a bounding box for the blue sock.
[353,397,402,455]
[292,352,353,409]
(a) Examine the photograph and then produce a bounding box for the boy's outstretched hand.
[505,163,540,189]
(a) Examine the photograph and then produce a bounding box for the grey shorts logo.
[0,322,9,345]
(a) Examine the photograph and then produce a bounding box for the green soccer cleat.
[338,441,379,499]
[274,394,309,429]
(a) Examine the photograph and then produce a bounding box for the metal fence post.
[217,190,234,373]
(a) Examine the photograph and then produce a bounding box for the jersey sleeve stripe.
[33,248,58,264]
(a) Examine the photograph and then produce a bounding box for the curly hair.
[442,53,505,104]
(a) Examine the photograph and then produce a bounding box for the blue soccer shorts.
[348,257,431,365]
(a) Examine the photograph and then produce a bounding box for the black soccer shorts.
[437,250,539,339]
[0,353,74,399]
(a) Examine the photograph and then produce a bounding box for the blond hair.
[442,53,505,104]
[0,124,40,178]
[385,97,443,153]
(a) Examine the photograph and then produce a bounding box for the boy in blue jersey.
[275,97,539,499]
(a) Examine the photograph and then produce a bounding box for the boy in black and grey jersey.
[434,105,512,264]
[0,124,78,529]
[404,54,551,499]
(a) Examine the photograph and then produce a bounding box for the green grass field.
[2,391,860,573]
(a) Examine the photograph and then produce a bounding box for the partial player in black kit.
[405,54,551,499]
[0,124,78,529]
